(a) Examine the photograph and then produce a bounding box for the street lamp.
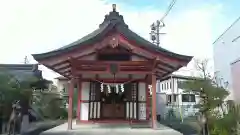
[150,20,165,46]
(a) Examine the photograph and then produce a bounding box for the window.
[182,94,196,102]
[62,84,68,93]
[169,81,172,89]
[167,94,177,103]
[167,95,172,103]
[173,94,177,102]
[166,82,169,89]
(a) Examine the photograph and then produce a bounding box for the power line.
[160,0,177,21]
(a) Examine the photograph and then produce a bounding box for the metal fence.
[160,105,199,121]
[158,104,200,135]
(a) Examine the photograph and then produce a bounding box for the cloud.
[0,0,224,80]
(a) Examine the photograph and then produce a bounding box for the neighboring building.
[231,59,240,102]
[0,64,43,81]
[0,64,48,128]
[213,17,240,96]
[0,64,53,90]
[156,74,200,118]
[55,76,69,108]
[55,76,68,95]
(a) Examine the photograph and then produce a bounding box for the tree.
[32,84,68,120]
[33,92,64,119]
[178,59,239,135]
[0,71,49,122]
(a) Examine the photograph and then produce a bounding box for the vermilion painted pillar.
[151,74,157,129]
[68,78,74,130]
[77,78,82,121]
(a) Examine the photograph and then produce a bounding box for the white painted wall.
[55,79,68,93]
[56,77,147,120]
[231,60,240,102]
[80,82,90,121]
[156,77,200,118]
[138,82,146,120]
[213,17,240,94]
[78,82,147,120]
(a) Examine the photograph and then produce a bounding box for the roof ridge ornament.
[99,4,128,28]
[112,4,116,12]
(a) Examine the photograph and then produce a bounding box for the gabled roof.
[0,64,42,81]
[32,8,192,62]
[0,64,52,90]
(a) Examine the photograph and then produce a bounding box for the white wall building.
[55,76,68,94]
[156,75,200,118]
[213,17,240,100]
[231,59,240,102]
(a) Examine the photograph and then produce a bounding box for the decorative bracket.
[109,37,119,48]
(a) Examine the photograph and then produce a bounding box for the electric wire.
[160,0,177,21]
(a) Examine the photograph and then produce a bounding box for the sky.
[0,0,239,81]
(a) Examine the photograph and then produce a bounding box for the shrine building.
[32,4,192,129]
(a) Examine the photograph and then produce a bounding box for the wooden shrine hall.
[32,4,192,129]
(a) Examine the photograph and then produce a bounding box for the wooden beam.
[117,35,156,59]
[60,67,153,76]
[51,52,96,68]
[40,34,118,66]
[156,65,171,72]
[97,46,131,54]
[155,68,166,74]
[160,65,182,78]
[120,67,151,71]
[68,78,74,130]
[69,59,153,66]
[41,45,97,66]
[152,58,158,70]
[76,66,107,71]
[74,70,152,74]
[76,76,82,121]
[157,61,176,69]
[56,64,70,71]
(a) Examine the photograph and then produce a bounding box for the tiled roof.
[32,8,192,62]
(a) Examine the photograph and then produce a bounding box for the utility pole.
[24,56,29,64]
[150,20,165,46]
[150,0,177,47]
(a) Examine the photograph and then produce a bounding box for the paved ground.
[1,120,64,135]
[41,120,183,135]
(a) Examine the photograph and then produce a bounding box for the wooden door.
[100,85,125,119]
[101,103,125,119]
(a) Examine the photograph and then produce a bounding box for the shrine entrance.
[89,82,139,120]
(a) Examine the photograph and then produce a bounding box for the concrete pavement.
[41,120,183,135]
